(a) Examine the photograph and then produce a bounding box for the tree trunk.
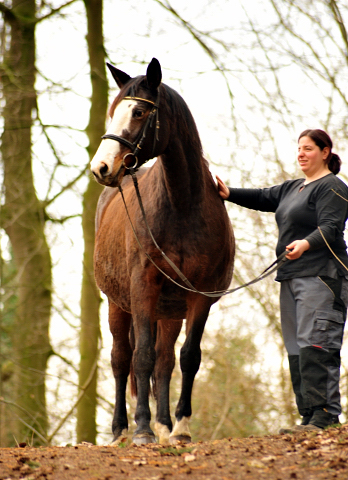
[1,0,52,445]
[77,0,108,444]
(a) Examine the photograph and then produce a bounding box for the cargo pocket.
[340,277,348,308]
[311,308,345,349]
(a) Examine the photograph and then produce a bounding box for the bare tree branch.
[0,399,49,444]
[269,0,348,106]
[0,3,16,23]
[152,0,238,135]
[35,0,79,24]
[43,167,89,208]
[47,341,101,444]
[328,0,348,63]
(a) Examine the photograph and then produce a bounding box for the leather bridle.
[102,91,290,297]
[101,94,160,171]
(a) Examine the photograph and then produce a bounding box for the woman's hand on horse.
[216,175,230,200]
[285,239,310,260]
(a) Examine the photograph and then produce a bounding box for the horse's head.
[90,58,166,187]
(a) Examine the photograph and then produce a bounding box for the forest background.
[0,0,347,448]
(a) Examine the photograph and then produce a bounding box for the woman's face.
[297,136,329,177]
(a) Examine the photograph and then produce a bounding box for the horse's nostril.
[99,163,109,177]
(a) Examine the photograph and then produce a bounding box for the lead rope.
[118,169,289,298]
[119,181,348,296]
[318,188,348,273]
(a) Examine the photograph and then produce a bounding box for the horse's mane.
[161,83,204,158]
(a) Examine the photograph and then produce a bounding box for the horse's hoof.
[169,435,191,445]
[110,428,128,446]
[133,434,157,445]
[110,436,128,446]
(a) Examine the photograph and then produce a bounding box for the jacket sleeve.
[304,186,348,250]
[226,185,283,213]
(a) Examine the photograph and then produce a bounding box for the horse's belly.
[95,259,188,318]
[155,290,187,320]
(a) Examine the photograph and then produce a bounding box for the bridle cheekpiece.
[101,92,160,171]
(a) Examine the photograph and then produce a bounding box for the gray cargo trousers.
[280,274,348,416]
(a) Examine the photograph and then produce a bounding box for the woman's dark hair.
[298,129,341,175]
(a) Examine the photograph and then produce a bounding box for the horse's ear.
[106,63,132,88]
[146,58,162,90]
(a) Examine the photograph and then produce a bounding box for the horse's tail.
[129,320,157,398]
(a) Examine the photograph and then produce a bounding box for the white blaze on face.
[90,98,137,176]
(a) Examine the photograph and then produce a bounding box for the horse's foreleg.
[132,312,157,444]
[108,301,132,445]
[170,299,211,444]
[154,319,183,444]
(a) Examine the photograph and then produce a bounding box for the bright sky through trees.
[1,0,347,444]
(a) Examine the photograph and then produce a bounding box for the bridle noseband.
[101,90,291,298]
[101,94,160,171]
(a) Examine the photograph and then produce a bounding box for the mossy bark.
[1,0,52,445]
[77,0,108,444]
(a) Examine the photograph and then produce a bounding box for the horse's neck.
[159,143,206,211]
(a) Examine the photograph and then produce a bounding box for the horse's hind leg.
[108,300,132,445]
[170,298,211,444]
[154,319,183,444]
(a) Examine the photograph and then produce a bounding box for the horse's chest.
[94,241,131,303]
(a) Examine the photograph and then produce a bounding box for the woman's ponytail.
[328,152,342,175]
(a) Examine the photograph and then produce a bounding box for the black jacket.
[227,174,348,281]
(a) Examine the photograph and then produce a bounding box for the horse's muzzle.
[91,162,126,188]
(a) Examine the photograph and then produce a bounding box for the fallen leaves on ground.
[1,424,348,479]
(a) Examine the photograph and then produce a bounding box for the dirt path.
[1,424,348,479]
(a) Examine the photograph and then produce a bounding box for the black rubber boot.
[295,347,341,432]
[300,409,340,431]
[288,355,313,419]
[300,346,341,405]
[279,356,313,434]
[279,349,341,435]
[300,415,312,425]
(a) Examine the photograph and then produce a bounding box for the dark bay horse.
[90,58,235,445]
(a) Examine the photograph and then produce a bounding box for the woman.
[217,129,348,432]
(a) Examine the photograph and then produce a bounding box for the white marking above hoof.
[169,417,191,443]
[109,428,128,446]
[154,422,171,444]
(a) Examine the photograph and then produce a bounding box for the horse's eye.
[133,109,144,118]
